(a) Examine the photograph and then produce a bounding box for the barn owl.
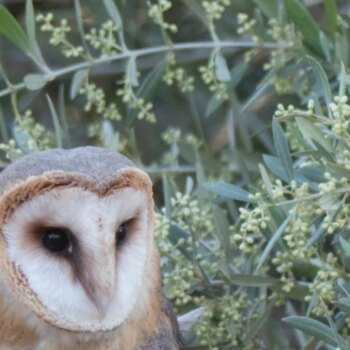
[0,147,182,350]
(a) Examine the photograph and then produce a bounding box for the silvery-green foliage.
[0,0,350,348]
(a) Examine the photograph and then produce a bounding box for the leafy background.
[1,0,350,349]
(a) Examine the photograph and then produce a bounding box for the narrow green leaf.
[298,166,326,183]
[327,162,350,180]
[318,193,338,210]
[287,122,309,151]
[295,172,319,192]
[137,60,166,98]
[295,117,332,153]
[196,159,206,206]
[0,104,8,143]
[169,223,192,260]
[213,205,230,250]
[230,274,279,287]
[339,62,346,97]
[307,209,337,247]
[313,140,334,162]
[0,5,30,52]
[259,163,273,197]
[23,74,47,91]
[162,174,171,218]
[284,316,350,349]
[46,95,62,148]
[214,51,230,82]
[335,297,350,314]
[102,0,126,48]
[100,120,118,149]
[127,56,139,87]
[305,56,332,111]
[12,124,33,154]
[335,25,349,65]
[263,154,288,182]
[271,283,309,302]
[180,0,208,26]
[324,0,338,37]
[226,104,235,150]
[319,31,331,62]
[103,0,123,29]
[58,84,71,147]
[284,0,323,54]
[74,0,90,55]
[245,303,273,341]
[25,0,47,69]
[323,301,347,350]
[185,176,194,195]
[256,215,291,272]
[204,182,253,202]
[70,69,87,100]
[0,60,11,86]
[340,237,350,257]
[242,84,271,112]
[229,61,249,88]
[206,95,224,117]
[253,0,277,18]
[272,118,294,181]
[25,0,36,48]
[126,60,165,126]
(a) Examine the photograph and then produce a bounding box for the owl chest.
[0,300,37,350]
[0,310,180,350]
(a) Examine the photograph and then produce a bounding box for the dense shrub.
[1,0,350,348]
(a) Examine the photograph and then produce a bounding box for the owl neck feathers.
[0,241,161,350]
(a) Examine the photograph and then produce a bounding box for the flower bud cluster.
[267,19,294,44]
[330,96,350,137]
[37,13,84,58]
[154,192,215,308]
[199,62,229,101]
[237,13,295,93]
[194,293,264,348]
[160,128,201,166]
[0,111,53,161]
[237,13,256,35]
[80,83,121,121]
[233,204,269,253]
[305,253,339,316]
[203,0,230,22]
[0,139,24,162]
[148,0,177,33]
[163,66,195,93]
[117,79,155,122]
[85,20,122,55]
[79,82,122,141]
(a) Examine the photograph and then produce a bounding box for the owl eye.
[116,224,127,246]
[42,228,71,253]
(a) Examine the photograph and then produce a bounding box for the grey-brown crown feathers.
[0,147,134,194]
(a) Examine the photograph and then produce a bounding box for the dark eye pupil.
[42,228,70,253]
[116,224,127,246]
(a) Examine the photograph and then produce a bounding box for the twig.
[0,40,287,98]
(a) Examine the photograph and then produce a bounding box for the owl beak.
[77,249,116,318]
[92,285,115,319]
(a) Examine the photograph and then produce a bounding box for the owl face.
[0,167,156,333]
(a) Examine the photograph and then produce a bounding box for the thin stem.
[0,40,287,99]
[208,20,220,43]
[270,187,350,208]
[10,92,21,121]
[278,111,333,125]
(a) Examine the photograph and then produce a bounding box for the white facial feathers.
[2,186,150,331]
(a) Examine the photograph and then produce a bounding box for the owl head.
[0,147,160,333]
